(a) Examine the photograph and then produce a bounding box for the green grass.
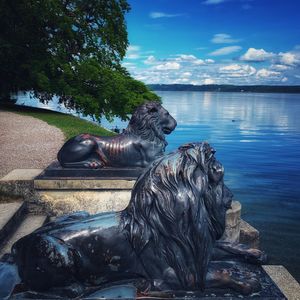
[0,103,115,140]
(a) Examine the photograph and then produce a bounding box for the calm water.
[16,91,300,281]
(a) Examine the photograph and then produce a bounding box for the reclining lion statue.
[57,101,177,168]
[2,142,266,298]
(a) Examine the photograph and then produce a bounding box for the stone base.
[11,265,294,299]
[37,160,144,179]
[34,171,135,215]
[37,190,132,215]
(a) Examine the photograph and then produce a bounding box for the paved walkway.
[0,110,65,178]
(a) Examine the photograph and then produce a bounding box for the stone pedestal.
[220,201,241,243]
[34,178,134,215]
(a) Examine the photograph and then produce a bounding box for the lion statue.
[1,142,265,298]
[57,101,177,168]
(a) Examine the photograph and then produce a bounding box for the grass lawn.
[0,103,115,140]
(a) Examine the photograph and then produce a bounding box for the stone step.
[0,201,26,246]
[240,219,260,248]
[0,214,47,257]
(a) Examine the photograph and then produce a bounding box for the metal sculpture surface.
[57,101,177,168]
[3,142,266,298]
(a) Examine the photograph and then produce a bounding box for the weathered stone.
[220,201,241,243]
[240,219,260,247]
[225,201,241,227]
[0,169,42,204]
[37,190,131,215]
[263,265,300,300]
[34,178,135,190]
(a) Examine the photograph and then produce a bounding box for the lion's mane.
[122,142,231,289]
[125,102,167,149]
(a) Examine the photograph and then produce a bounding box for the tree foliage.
[0,0,159,120]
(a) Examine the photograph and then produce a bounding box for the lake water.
[16,91,300,281]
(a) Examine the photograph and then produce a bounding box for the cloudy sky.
[123,0,300,85]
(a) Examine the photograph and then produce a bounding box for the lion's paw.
[244,249,268,265]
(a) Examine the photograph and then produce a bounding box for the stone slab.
[263,265,300,300]
[0,214,47,257]
[0,169,43,181]
[12,264,286,299]
[34,178,135,190]
[36,161,144,179]
[37,190,132,215]
[0,202,25,245]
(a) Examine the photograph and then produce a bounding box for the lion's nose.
[172,119,177,129]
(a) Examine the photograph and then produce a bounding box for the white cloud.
[126,45,141,60]
[203,78,215,84]
[175,54,197,61]
[219,64,256,77]
[144,55,156,65]
[211,33,240,44]
[182,72,192,78]
[240,48,274,62]
[203,0,226,4]
[124,45,300,85]
[154,62,181,70]
[149,12,182,19]
[256,68,281,78]
[270,64,290,71]
[126,53,140,59]
[175,54,206,65]
[127,45,140,52]
[279,52,300,66]
[209,46,242,56]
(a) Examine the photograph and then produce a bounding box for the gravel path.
[0,110,65,178]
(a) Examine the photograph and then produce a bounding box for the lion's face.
[128,102,177,138]
[155,105,177,135]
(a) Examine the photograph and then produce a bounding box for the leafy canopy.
[0,0,159,120]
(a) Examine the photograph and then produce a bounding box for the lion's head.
[125,102,177,145]
[123,142,233,289]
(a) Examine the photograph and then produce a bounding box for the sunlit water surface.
[16,91,300,281]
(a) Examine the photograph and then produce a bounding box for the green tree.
[0,0,159,120]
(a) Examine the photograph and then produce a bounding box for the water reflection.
[157,91,300,282]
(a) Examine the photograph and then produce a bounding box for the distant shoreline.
[148,84,300,94]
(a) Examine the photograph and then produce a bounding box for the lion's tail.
[0,254,21,300]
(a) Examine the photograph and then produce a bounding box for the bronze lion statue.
[1,142,266,298]
[57,101,177,168]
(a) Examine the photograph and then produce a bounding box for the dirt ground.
[0,110,65,178]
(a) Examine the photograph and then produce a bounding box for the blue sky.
[123,0,300,85]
